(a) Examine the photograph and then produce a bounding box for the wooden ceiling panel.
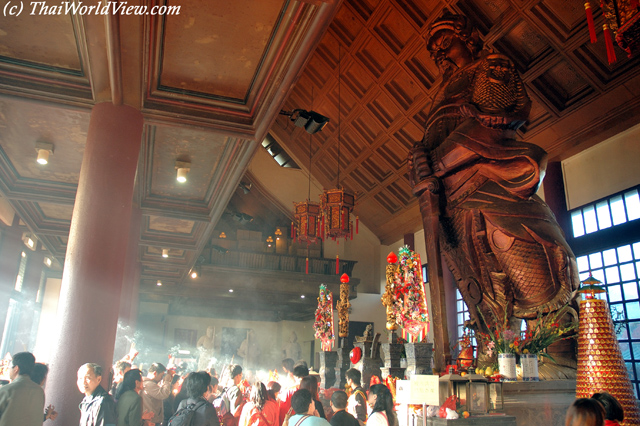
[146,126,226,200]
[159,0,285,100]
[572,39,640,86]
[383,66,427,112]
[349,0,380,22]
[528,0,587,43]
[530,60,595,112]
[0,99,87,185]
[361,153,392,183]
[148,215,196,235]
[37,203,74,222]
[372,3,419,55]
[403,47,439,91]
[366,89,403,129]
[331,3,366,46]
[341,58,376,98]
[386,177,413,206]
[493,19,555,73]
[376,138,409,170]
[393,0,438,29]
[0,14,82,71]
[350,109,385,143]
[354,32,395,79]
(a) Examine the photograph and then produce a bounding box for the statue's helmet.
[426,12,483,59]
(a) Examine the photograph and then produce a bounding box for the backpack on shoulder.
[168,400,206,426]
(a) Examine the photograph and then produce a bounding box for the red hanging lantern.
[320,188,355,240]
[350,346,362,364]
[293,200,322,245]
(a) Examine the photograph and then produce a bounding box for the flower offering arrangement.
[388,246,429,342]
[314,284,335,351]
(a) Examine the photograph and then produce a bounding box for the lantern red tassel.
[603,24,617,64]
[291,222,294,238]
[350,224,353,240]
[306,257,309,274]
[356,216,359,234]
[336,255,339,274]
[585,2,597,43]
[321,216,325,239]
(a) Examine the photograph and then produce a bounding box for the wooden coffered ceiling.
[0,0,343,320]
[273,0,640,244]
[0,0,640,321]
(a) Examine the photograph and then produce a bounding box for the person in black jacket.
[77,363,117,426]
[329,391,359,426]
[173,371,220,426]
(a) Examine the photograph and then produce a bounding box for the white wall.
[563,122,640,210]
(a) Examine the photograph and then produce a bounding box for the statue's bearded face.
[428,29,474,80]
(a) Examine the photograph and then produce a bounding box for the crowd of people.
[0,350,629,426]
[0,351,396,426]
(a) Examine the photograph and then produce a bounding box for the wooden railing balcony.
[203,249,357,276]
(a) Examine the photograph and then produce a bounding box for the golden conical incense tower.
[576,275,640,426]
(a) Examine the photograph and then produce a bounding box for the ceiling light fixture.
[219,232,227,239]
[266,236,274,248]
[229,289,234,293]
[301,295,305,299]
[175,160,190,183]
[44,257,52,267]
[162,248,169,258]
[157,280,162,286]
[275,228,282,240]
[35,141,54,165]
[280,109,330,134]
[239,181,252,194]
[190,268,199,279]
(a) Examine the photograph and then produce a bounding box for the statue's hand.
[408,143,432,189]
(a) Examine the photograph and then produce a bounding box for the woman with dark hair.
[299,376,325,418]
[239,381,278,426]
[591,393,624,426]
[266,381,281,402]
[367,384,396,426]
[565,398,605,426]
[172,371,220,426]
[115,369,153,426]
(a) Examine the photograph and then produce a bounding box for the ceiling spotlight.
[266,236,273,248]
[175,160,191,183]
[229,289,234,293]
[280,109,330,134]
[35,141,54,165]
[190,269,198,279]
[157,280,162,286]
[239,181,252,194]
[44,257,52,267]
[26,237,34,248]
[275,228,282,240]
[219,232,227,239]
[301,295,305,299]
[162,248,169,258]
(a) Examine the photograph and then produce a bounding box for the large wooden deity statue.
[408,12,580,369]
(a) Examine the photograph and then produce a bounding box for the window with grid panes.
[571,184,640,398]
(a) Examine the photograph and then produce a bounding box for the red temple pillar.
[45,102,143,426]
[0,215,23,344]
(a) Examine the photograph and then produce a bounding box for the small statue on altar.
[355,325,372,343]
[197,326,215,371]
[282,331,302,361]
[408,12,579,365]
